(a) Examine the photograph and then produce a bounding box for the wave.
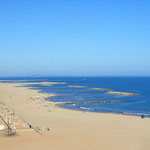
[80,107,93,110]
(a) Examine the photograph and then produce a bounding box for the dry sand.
[0,82,150,150]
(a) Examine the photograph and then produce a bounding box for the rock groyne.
[57,100,127,105]
[108,91,139,96]
[68,85,88,88]
[91,88,113,91]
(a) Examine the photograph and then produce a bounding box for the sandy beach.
[0,82,150,150]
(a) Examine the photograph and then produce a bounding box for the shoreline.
[1,82,149,125]
[25,83,144,118]
[5,82,149,122]
[1,81,149,121]
[57,103,149,119]
[1,82,150,150]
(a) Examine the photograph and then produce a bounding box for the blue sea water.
[1,76,150,116]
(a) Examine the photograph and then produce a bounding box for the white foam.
[80,107,92,110]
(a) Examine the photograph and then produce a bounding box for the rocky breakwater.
[108,91,139,96]
[57,100,128,105]
[68,85,88,88]
[91,88,113,91]
[41,82,68,86]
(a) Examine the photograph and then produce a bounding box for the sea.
[1,76,150,117]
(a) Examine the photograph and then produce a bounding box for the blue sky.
[0,0,150,76]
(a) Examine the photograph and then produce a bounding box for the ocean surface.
[1,76,150,117]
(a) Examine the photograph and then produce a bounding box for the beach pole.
[7,113,9,135]
[7,111,10,135]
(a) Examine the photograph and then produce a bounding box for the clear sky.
[0,0,150,76]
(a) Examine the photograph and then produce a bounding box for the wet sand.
[0,82,150,150]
